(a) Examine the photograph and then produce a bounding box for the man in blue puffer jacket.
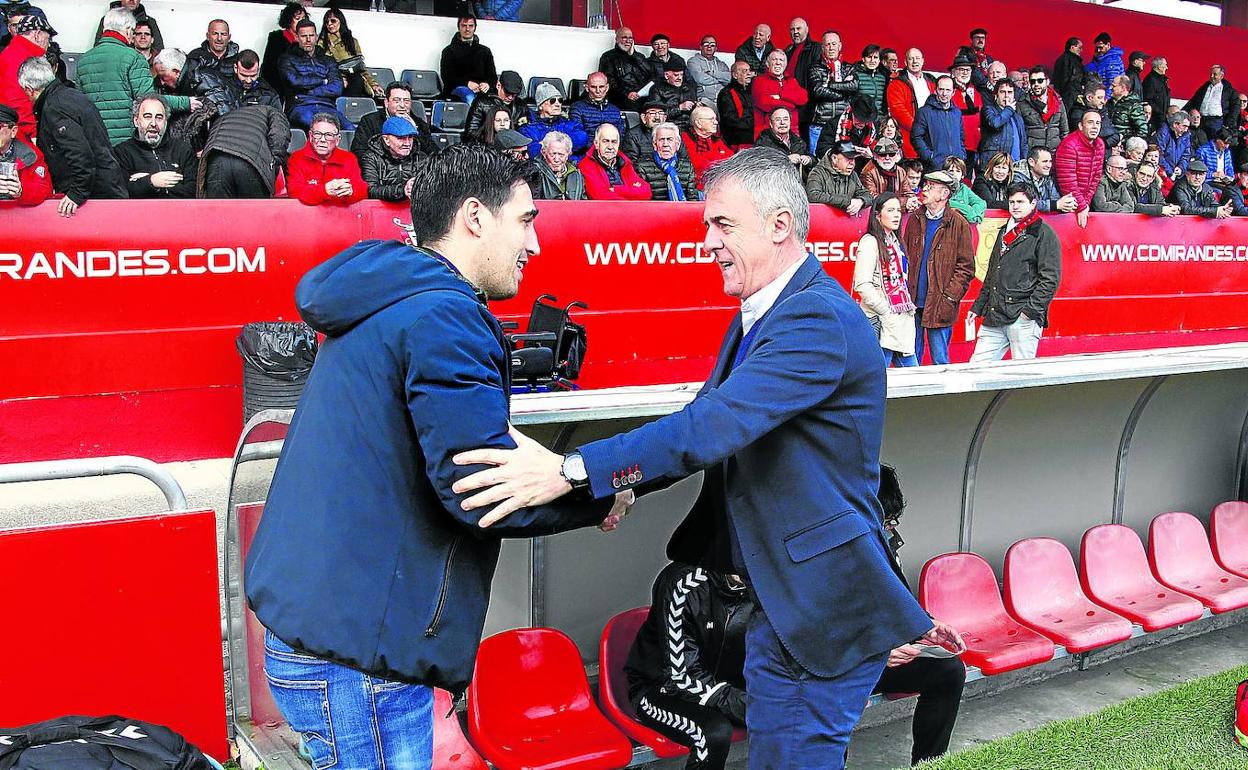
[278,18,349,130]
[246,144,624,770]
[911,75,965,170]
[1084,32,1124,88]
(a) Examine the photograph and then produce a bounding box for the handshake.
[452,425,636,532]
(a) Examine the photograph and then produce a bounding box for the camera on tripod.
[502,295,589,393]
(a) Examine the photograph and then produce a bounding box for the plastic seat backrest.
[1004,537,1091,619]
[433,101,468,131]
[287,128,307,153]
[338,130,354,151]
[401,69,443,98]
[369,67,397,88]
[918,552,1010,629]
[1150,511,1219,581]
[1080,524,1158,599]
[470,628,596,727]
[337,97,377,124]
[599,608,648,720]
[527,76,567,100]
[1211,501,1248,575]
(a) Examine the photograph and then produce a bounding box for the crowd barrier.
[3,199,1248,462]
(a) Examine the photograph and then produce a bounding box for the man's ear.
[769,209,794,245]
[462,197,486,238]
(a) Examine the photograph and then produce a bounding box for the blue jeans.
[913,311,952,365]
[884,347,919,368]
[744,610,888,769]
[264,630,434,770]
[808,125,823,156]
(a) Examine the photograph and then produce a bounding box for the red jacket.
[750,72,807,139]
[0,35,46,141]
[0,137,52,207]
[681,130,733,188]
[287,143,367,206]
[1054,130,1106,212]
[952,83,982,154]
[578,148,651,200]
[886,72,936,157]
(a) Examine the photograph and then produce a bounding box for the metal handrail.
[0,455,188,510]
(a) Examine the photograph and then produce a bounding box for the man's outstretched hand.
[452,425,572,527]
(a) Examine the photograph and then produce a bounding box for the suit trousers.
[744,609,887,770]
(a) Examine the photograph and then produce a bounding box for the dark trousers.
[202,153,271,199]
[873,656,966,765]
[632,687,735,770]
[744,610,887,770]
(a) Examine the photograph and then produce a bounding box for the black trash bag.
[236,321,318,382]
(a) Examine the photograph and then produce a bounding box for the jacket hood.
[296,240,479,336]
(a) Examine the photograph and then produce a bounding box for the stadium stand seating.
[411,100,429,123]
[918,552,1055,675]
[527,75,567,100]
[1004,538,1134,653]
[598,607,745,759]
[1079,524,1206,631]
[338,130,355,151]
[337,96,378,124]
[432,133,462,150]
[1149,511,1248,613]
[400,68,443,99]
[468,627,633,770]
[432,101,469,131]
[287,128,307,153]
[1210,501,1248,578]
[568,77,586,102]
[368,67,397,89]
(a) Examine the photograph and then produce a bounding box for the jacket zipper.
[424,535,460,637]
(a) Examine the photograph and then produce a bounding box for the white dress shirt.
[741,257,805,334]
[1201,81,1224,118]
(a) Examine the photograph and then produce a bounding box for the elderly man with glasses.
[288,111,366,205]
[519,81,588,160]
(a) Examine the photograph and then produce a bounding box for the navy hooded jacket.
[244,240,611,691]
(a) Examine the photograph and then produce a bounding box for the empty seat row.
[920,503,1248,676]
[369,69,576,103]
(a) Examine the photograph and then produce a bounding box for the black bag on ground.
[0,715,216,770]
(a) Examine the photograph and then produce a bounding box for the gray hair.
[1124,136,1146,155]
[152,48,187,73]
[1168,111,1189,126]
[131,94,167,119]
[701,147,810,242]
[594,122,619,140]
[540,131,572,152]
[1151,55,1166,67]
[16,55,54,92]
[310,112,341,131]
[102,7,136,33]
[651,122,681,146]
[690,105,716,124]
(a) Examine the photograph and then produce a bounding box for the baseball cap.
[382,116,418,137]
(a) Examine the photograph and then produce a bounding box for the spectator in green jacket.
[942,156,986,223]
[854,44,888,117]
[77,7,154,145]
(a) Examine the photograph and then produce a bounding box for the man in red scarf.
[1016,65,1069,153]
[969,182,1061,361]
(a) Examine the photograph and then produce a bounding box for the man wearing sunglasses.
[1016,65,1069,154]
[518,81,588,159]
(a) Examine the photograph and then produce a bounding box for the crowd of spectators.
[3,0,1248,230]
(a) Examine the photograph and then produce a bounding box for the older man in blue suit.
[454,147,963,769]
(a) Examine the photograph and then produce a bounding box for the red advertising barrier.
[3,199,1247,463]
[618,0,1242,98]
[0,510,228,760]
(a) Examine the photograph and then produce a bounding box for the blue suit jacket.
[578,255,933,678]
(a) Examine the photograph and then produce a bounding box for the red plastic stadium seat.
[1079,525,1205,631]
[433,688,488,770]
[918,552,1055,675]
[468,628,632,770]
[1149,512,1248,613]
[1210,501,1248,578]
[1004,538,1133,653]
[598,608,744,758]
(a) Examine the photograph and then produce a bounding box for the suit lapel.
[706,314,743,388]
